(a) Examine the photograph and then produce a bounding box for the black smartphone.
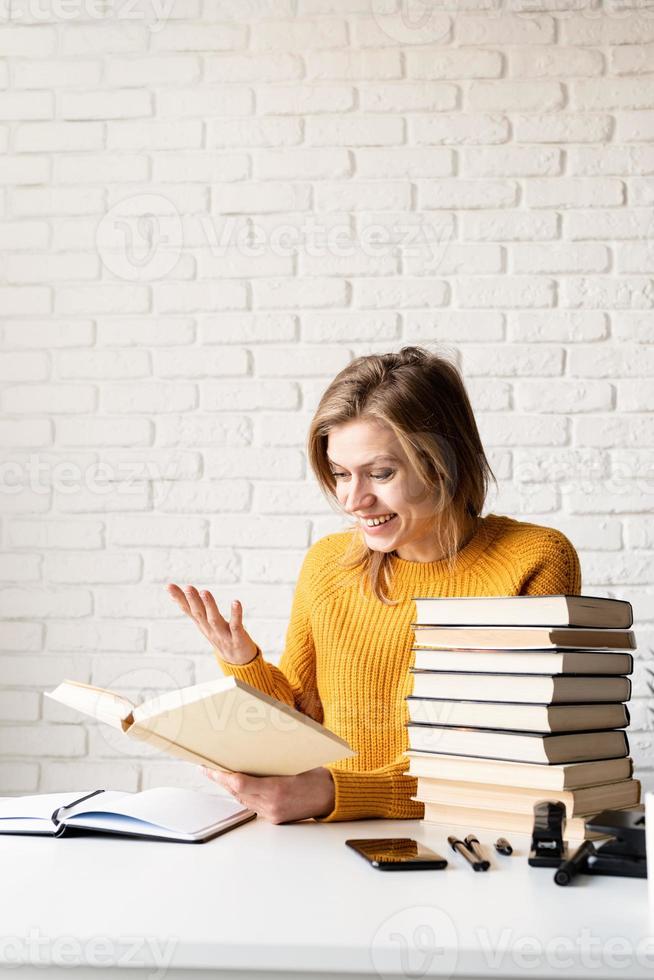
[345,837,448,871]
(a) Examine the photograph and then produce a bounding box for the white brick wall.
[1,1,653,796]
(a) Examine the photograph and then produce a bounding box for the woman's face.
[327,418,446,563]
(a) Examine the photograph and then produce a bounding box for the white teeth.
[365,513,396,527]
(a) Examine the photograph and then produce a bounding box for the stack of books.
[405,595,640,843]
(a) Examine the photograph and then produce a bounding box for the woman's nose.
[345,479,376,513]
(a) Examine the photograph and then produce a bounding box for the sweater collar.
[388,513,503,588]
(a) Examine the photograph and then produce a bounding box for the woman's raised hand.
[166,585,259,666]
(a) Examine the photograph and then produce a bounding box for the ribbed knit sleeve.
[317,756,423,823]
[520,528,582,596]
[213,543,323,722]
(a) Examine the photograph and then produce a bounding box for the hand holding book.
[166,583,259,666]
[202,765,336,824]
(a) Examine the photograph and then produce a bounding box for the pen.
[448,835,487,872]
[554,839,596,886]
[464,834,490,870]
[495,837,513,856]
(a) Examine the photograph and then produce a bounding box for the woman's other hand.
[202,766,336,824]
[166,585,259,666]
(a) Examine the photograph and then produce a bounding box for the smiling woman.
[169,346,582,824]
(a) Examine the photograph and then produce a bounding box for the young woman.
[167,347,582,824]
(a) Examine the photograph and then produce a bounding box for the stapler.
[528,801,569,868]
[584,806,647,879]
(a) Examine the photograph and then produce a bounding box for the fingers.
[202,590,228,632]
[167,583,191,616]
[183,585,209,625]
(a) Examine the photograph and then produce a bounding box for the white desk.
[0,818,650,980]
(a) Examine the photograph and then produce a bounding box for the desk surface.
[0,817,651,980]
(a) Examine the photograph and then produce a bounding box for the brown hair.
[306,346,496,605]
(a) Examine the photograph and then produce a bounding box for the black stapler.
[584,806,647,879]
[528,801,569,868]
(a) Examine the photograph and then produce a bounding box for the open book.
[45,675,355,776]
[0,787,256,843]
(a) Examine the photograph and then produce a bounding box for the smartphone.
[345,837,448,871]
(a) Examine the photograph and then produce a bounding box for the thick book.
[414,594,633,629]
[0,787,256,843]
[412,649,633,675]
[409,671,632,703]
[406,698,630,733]
[406,724,630,764]
[419,801,613,842]
[412,625,636,651]
[415,776,641,818]
[45,676,355,777]
[406,751,634,789]
[406,751,634,790]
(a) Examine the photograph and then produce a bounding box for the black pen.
[554,839,596,886]
[495,837,513,856]
[464,834,490,870]
[448,835,487,872]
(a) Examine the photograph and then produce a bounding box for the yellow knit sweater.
[214,513,582,822]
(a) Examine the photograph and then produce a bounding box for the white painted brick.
[252,18,346,51]
[563,277,654,310]
[517,380,614,413]
[200,314,296,344]
[611,314,654,343]
[0,554,41,583]
[107,119,203,150]
[509,45,602,77]
[561,14,654,46]
[569,146,654,177]
[564,210,654,241]
[207,117,301,147]
[617,244,654,274]
[478,414,568,447]
[0,352,48,382]
[0,25,56,55]
[412,113,508,145]
[617,381,654,412]
[406,312,504,343]
[0,622,43,651]
[455,14,555,45]
[157,86,253,118]
[153,151,249,183]
[151,22,247,52]
[405,243,503,277]
[573,78,654,111]
[55,350,150,381]
[0,91,53,120]
[0,155,50,185]
[509,312,608,343]
[456,276,555,309]
[56,417,152,448]
[541,516,622,552]
[359,82,457,113]
[2,654,90,686]
[95,319,194,347]
[252,481,329,515]
[13,187,104,217]
[39,761,139,793]
[3,385,96,414]
[356,147,453,178]
[526,179,624,209]
[469,80,564,112]
[463,147,561,178]
[305,49,402,80]
[0,588,91,619]
[6,520,103,550]
[254,277,347,309]
[109,516,207,548]
[212,182,310,214]
[569,346,654,378]
[350,11,451,47]
[59,89,152,121]
[2,320,94,349]
[258,84,354,115]
[49,217,101,251]
[513,243,609,274]
[100,383,197,414]
[253,346,349,378]
[154,478,249,513]
[617,111,654,142]
[196,248,293,280]
[465,379,511,412]
[514,113,612,143]
[156,414,251,447]
[144,548,239,584]
[44,553,142,586]
[0,221,49,251]
[15,121,101,156]
[463,344,563,377]
[153,281,245,314]
[94,586,186,620]
[202,379,299,410]
[301,250,398,277]
[7,252,99,283]
[0,725,85,758]
[204,53,302,82]
[300,311,398,343]
[315,180,410,211]
[625,518,654,549]
[55,153,149,184]
[254,148,351,180]
[14,58,101,91]
[306,114,404,146]
[105,55,200,86]
[419,180,517,210]
[47,621,145,653]
[354,278,448,309]
[0,762,39,793]
[211,515,310,549]
[631,179,654,207]
[0,286,51,315]
[406,48,502,79]
[52,483,150,515]
[574,415,654,448]
[462,210,558,242]
[0,420,52,447]
[258,411,314,447]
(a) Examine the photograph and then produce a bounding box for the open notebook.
[0,787,256,843]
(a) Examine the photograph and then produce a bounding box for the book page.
[45,680,134,730]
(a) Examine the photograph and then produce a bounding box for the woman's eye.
[330,470,394,481]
